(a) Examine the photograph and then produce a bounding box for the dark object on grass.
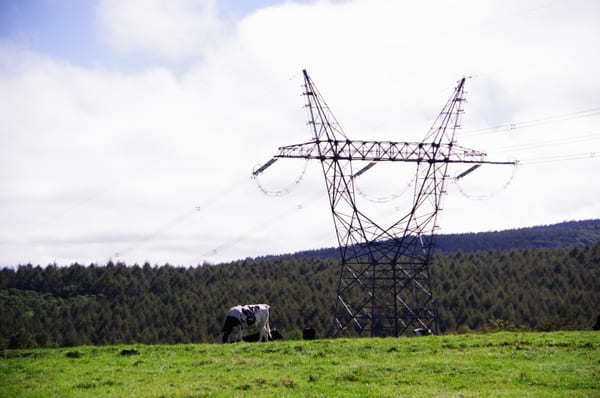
[242,332,261,342]
[594,315,600,331]
[413,328,432,336]
[120,349,139,356]
[242,328,283,342]
[303,327,316,340]
[270,328,283,340]
[65,351,82,358]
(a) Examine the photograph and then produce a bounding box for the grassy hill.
[1,331,598,397]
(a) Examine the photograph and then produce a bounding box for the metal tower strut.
[254,70,516,337]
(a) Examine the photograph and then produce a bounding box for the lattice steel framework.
[254,70,515,337]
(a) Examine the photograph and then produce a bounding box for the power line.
[460,106,600,137]
[519,152,599,165]
[201,188,326,259]
[111,175,251,261]
[493,131,600,153]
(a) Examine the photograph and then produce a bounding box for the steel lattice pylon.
[254,70,516,337]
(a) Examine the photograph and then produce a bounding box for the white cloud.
[1,0,600,266]
[96,0,225,60]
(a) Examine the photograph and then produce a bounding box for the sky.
[1,0,599,267]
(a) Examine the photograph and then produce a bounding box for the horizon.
[2,217,597,268]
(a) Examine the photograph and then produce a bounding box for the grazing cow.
[413,328,432,336]
[220,304,271,343]
[302,327,316,340]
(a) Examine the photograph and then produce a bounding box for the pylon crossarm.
[275,139,514,165]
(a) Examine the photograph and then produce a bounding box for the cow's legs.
[260,313,271,342]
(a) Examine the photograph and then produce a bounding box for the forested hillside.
[281,219,600,260]
[2,242,599,348]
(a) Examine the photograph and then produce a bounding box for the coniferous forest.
[2,231,599,349]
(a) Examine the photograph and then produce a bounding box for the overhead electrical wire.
[36,73,600,265]
[131,110,600,258]
[114,71,317,262]
[492,131,600,153]
[518,152,599,165]
[453,150,597,201]
[110,175,252,261]
[460,106,600,137]
[201,188,326,259]
[132,82,600,260]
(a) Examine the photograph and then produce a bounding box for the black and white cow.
[220,304,271,343]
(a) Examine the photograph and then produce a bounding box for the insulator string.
[453,163,519,201]
[252,159,310,197]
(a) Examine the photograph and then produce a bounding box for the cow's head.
[221,314,243,343]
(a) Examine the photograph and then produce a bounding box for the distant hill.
[273,219,600,260]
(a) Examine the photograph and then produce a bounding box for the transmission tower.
[254,70,516,337]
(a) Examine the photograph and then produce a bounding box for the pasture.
[1,331,598,397]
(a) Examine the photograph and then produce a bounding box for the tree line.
[1,242,599,349]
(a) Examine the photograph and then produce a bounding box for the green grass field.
[1,331,598,397]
